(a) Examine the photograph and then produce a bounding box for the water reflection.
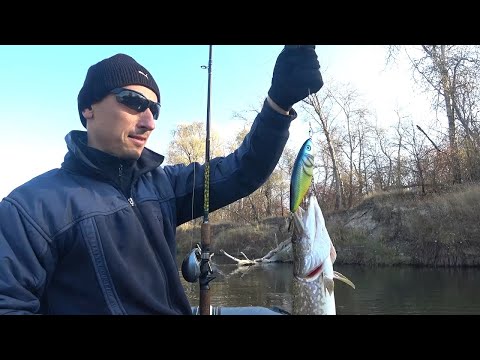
[181,263,293,312]
[180,262,480,315]
[336,265,480,315]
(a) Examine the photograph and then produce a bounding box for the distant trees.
[166,121,223,164]
[168,45,480,223]
[388,45,480,184]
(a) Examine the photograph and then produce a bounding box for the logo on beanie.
[138,71,149,79]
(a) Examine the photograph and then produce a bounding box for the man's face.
[85,85,158,160]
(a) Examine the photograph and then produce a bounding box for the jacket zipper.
[119,164,135,207]
[117,165,172,308]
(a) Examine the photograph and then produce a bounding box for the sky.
[0,45,433,199]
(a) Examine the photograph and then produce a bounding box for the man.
[0,46,323,314]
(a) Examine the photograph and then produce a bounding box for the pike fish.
[291,195,355,315]
[290,138,314,213]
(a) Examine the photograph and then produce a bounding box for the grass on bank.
[176,184,480,267]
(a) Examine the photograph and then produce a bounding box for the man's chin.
[120,149,142,160]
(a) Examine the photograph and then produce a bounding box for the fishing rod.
[180,45,216,315]
[198,45,215,315]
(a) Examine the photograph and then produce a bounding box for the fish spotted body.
[291,195,355,315]
[290,138,314,213]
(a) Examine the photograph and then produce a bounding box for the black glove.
[268,45,324,112]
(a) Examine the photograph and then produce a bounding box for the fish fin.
[324,277,335,295]
[330,241,337,264]
[333,271,356,289]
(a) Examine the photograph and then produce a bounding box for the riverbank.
[176,184,480,267]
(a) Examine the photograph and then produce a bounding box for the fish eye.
[306,145,311,151]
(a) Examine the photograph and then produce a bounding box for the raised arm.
[167,46,324,225]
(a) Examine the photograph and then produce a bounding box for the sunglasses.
[111,88,161,120]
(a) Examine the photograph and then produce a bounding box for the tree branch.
[416,125,443,153]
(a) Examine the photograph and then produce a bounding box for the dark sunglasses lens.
[117,91,147,111]
[116,90,159,119]
[150,104,160,119]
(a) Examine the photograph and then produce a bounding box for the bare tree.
[393,109,409,189]
[303,89,345,210]
[372,123,394,190]
[400,120,429,193]
[330,88,370,208]
[388,45,480,185]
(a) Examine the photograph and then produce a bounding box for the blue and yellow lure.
[290,138,314,213]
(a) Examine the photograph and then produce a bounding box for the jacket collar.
[61,130,164,183]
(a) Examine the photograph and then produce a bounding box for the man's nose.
[138,110,156,131]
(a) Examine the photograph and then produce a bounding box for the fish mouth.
[292,197,330,282]
[291,195,357,291]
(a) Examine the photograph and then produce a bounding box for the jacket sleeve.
[0,198,50,314]
[165,100,296,226]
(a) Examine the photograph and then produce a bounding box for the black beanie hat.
[77,53,161,128]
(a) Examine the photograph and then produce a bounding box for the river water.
[179,262,480,315]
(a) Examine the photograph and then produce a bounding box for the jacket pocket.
[80,217,126,315]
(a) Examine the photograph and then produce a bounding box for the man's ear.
[82,106,93,120]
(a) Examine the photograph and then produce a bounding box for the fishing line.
[189,45,275,232]
[307,88,319,205]
[188,57,210,249]
[190,162,196,248]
